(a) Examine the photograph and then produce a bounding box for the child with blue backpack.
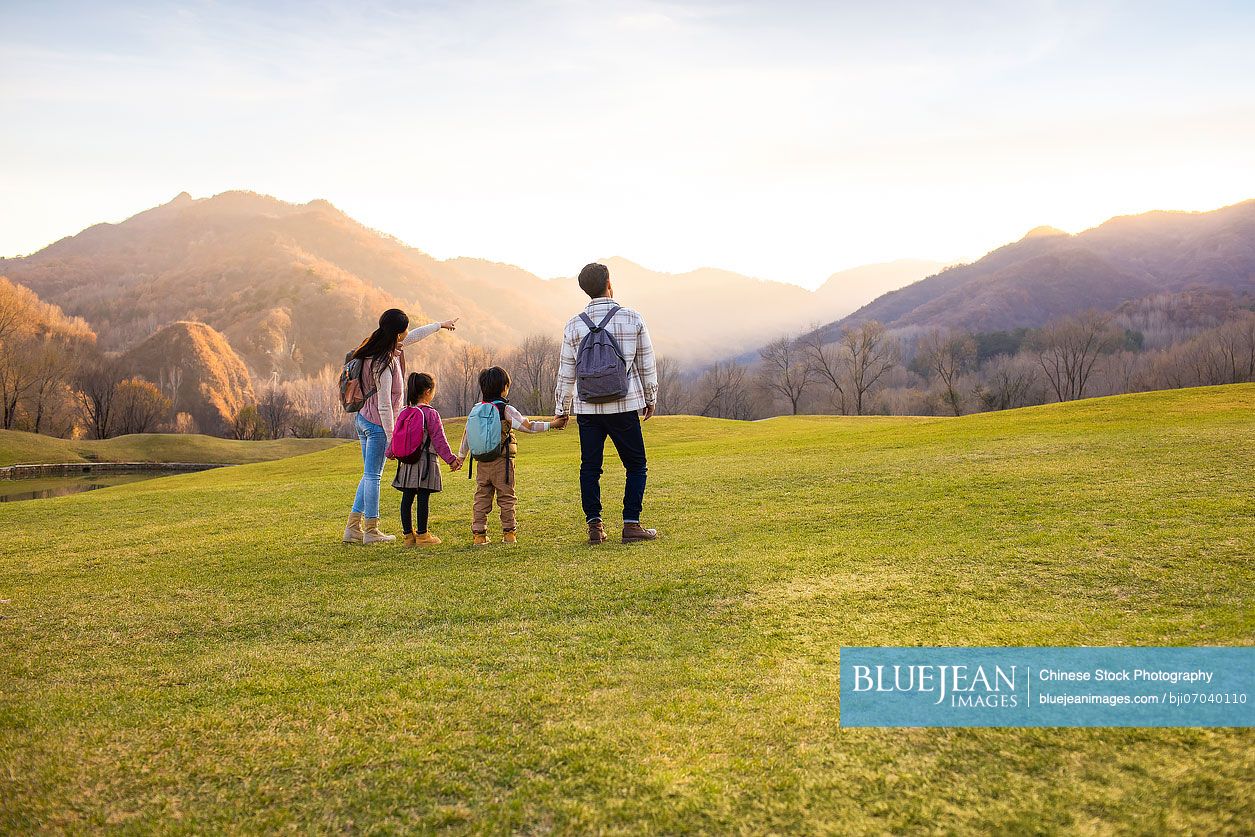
[458,366,558,545]
[388,372,462,546]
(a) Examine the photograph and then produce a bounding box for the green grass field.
[2,385,1252,833]
[0,429,346,467]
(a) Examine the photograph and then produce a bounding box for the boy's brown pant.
[472,457,516,533]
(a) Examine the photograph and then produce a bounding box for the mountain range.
[3,191,1253,433]
[814,200,1255,342]
[0,191,942,378]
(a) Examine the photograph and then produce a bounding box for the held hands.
[550,414,569,430]
[450,456,464,472]
[440,318,459,331]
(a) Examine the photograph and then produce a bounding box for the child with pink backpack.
[388,372,462,546]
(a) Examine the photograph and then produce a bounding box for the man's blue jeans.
[577,411,648,524]
[352,413,388,519]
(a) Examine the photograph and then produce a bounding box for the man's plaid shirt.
[555,297,658,416]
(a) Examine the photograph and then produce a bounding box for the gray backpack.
[576,306,629,403]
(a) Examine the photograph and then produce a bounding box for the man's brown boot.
[622,522,657,543]
[588,520,608,545]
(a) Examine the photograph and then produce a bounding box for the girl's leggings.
[400,488,433,534]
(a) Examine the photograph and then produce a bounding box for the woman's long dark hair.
[406,372,434,406]
[352,308,409,377]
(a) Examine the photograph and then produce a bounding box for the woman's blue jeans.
[352,413,388,519]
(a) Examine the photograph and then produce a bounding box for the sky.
[2,1,1254,289]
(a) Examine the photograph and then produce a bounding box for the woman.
[344,309,458,544]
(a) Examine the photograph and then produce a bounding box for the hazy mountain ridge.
[0,191,942,372]
[593,256,944,362]
[815,200,1255,342]
[0,191,473,378]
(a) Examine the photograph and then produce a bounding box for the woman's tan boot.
[362,518,396,544]
[414,532,441,546]
[343,512,364,544]
[403,532,418,547]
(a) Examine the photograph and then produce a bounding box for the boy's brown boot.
[473,532,490,546]
[362,518,396,544]
[588,520,608,545]
[402,532,418,547]
[503,530,517,544]
[622,522,657,544]
[343,512,364,544]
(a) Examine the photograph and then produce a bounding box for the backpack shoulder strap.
[579,312,597,332]
[596,305,622,330]
[495,401,515,449]
[414,404,432,436]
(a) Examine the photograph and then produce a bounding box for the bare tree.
[1213,312,1255,382]
[655,355,685,415]
[112,377,171,435]
[842,321,900,416]
[1099,350,1147,396]
[256,385,295,439]
[973,354,1045,412]
[73,357,127,439]
[230,404,265,441]
[917,329,977,415]
[507,334,560,415]
[439,344,495,416]
[693,361,756,420]
[1034,312,1122,402]
[799,330,849,414]
[0,339,38,429]
[0,277,32,345]
[758,336,814,415]
[285,365,348,437]
[24,338,77,434]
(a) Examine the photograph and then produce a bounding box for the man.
[553,262,659,545]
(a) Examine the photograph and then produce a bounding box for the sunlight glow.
[2,0,1253,286]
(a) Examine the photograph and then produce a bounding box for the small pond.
[0,473,171,503]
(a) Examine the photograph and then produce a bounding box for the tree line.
[5,270,1251,442]
[246,299,1255,431]
[727,300,1255,420]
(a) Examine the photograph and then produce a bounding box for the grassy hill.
[2,386,1252,832]
[0,429,346,467]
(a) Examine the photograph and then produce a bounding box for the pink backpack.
[388,406,430,463]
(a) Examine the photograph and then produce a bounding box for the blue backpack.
[464,400,511,479]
